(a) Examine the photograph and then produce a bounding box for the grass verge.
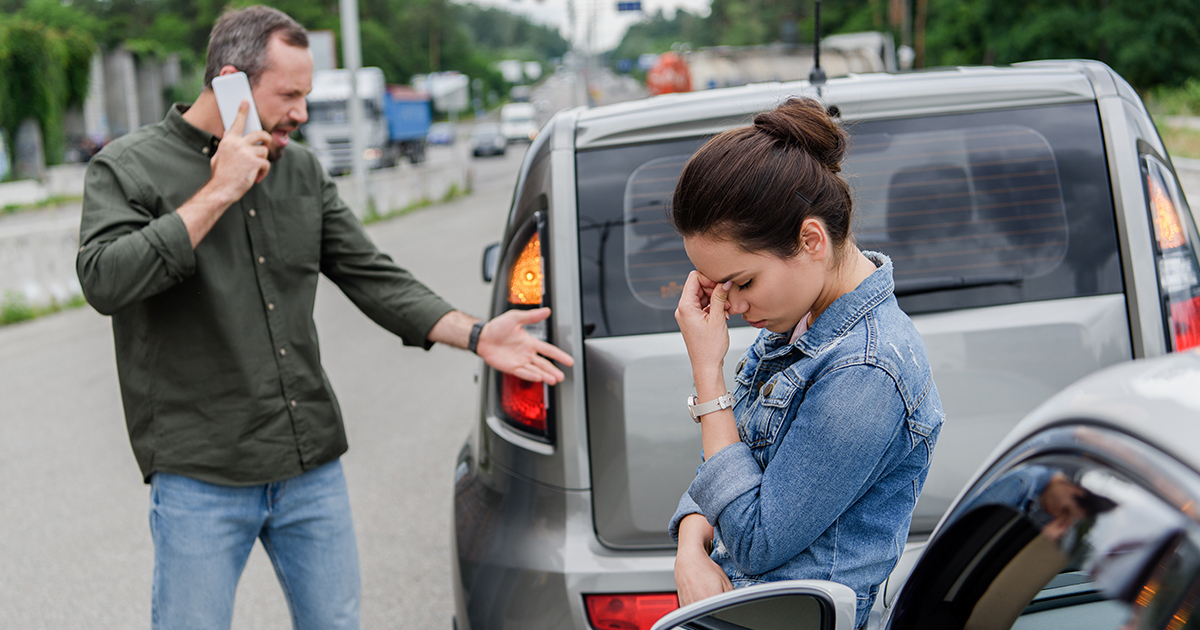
[2,195,84,216]
[1159,124,1200,160]
[1,292,88,326]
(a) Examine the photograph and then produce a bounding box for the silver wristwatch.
[688,392,735,422]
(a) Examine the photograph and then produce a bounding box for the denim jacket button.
[756,381,765,394]
[762,382,774,398]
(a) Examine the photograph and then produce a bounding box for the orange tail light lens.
[508,233,543,305]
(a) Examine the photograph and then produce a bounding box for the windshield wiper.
[894,274,1024,297]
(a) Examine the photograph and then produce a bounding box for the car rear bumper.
[452,443,676,630]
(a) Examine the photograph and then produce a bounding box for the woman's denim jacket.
[669,252,944,628]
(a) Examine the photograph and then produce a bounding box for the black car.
[470,123,507,157]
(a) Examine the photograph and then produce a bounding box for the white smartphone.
[211,72,263,136]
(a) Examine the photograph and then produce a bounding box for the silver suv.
[451,60,1200,630]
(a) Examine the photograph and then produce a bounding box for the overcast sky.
[460,0,712,53]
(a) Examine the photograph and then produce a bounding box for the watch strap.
[689,392,735,422]
[468,321,485,355]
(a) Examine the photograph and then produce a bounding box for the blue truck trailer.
[384,85,431,164]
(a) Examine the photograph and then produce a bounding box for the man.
[76,6,572,628]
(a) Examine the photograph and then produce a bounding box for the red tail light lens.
[1142,156,1200,352]
[584,593,679,630]
[501,373,546,432]
[1171,297,1200,351]
[493,211,554,441]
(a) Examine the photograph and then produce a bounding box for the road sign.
[616,1,641,10]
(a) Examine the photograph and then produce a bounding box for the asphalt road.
[0,144,529,629]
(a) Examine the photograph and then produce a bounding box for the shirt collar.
[762,251,895,358]
[163,102,221,156]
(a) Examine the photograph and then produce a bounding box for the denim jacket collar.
[759,251,894,359]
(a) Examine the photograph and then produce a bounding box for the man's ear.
[218,65,240,77]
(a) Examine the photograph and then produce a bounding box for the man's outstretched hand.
[477,308,574,384]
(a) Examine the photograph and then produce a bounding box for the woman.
[668,97,944,628]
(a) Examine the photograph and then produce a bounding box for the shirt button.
[289,399,297,408]
[248,209,256,217]
[279,348,287,356]
[762,382,774,397]
[201,146,209,155]
[267,302,275,311]
[258,256,265,264]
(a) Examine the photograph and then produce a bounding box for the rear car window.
[577,102,1123,338]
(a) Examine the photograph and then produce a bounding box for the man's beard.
[266,125,295,162]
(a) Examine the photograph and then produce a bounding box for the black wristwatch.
[468,321,485,355]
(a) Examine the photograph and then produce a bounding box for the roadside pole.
[340,0,369,211]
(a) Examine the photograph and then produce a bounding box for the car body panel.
[454,60,1182,630]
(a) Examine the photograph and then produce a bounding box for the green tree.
[0,16,95,167]
[923,0,1200,89]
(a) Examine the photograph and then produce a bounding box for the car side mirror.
[650,580,859,630]
[482,242,500,283]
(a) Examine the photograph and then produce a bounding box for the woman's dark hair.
[670,97,853,261]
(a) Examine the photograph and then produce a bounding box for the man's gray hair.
[204,5,308,89]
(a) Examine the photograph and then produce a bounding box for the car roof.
[990,349,1200,474]
[572,61,1115,150]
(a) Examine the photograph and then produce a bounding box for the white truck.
[303,67,393,175]
[499,102,538,144]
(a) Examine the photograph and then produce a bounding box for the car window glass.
[623,155,694,309]
[577,102,1122,338]
[849,125,1068,294]
[892,456,1200,630]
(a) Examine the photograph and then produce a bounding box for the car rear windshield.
[576,102,1123,338]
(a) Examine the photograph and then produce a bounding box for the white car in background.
[499,102,539,143]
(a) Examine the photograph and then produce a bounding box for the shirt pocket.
[270,195,322,266]
[739,373,803,452]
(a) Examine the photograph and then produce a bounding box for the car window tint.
[576,102,1122,338]
[623,155,694,309]
[890,456,1200,630]
[849,125,1068,293]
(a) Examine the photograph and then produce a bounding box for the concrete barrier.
[335,153,470,219]
[0,163,88,208]
[0,158,468,310]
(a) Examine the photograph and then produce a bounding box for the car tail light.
[493,211,553,441]
[584,593,679,630]
[1142,156,1200,352]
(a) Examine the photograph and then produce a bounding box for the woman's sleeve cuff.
[687,442,763,527]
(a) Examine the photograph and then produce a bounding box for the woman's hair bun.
[752,97,848,173]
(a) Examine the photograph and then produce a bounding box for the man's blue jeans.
[148,459,361,630]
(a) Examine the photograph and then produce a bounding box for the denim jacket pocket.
[732,352,761,407]
[740,374,803,450]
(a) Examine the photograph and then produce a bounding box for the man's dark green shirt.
[77,104,454,486]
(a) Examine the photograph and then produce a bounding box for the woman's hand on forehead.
[693,271,727,314]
